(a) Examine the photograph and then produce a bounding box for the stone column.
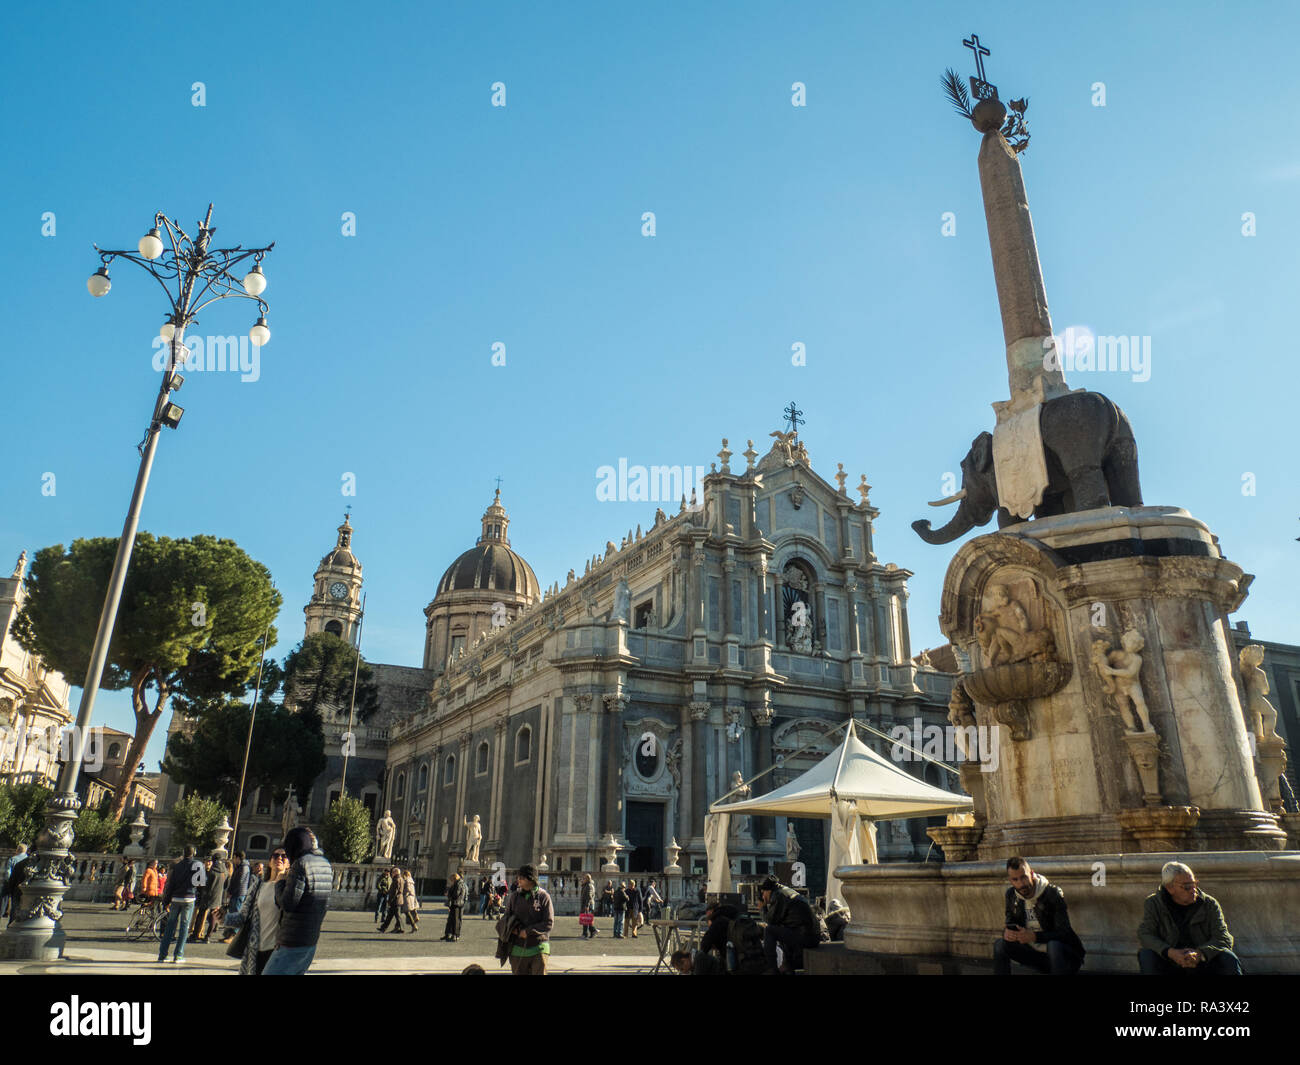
[602,693,627,838]
[574,694,594,843]
[772,573,785,648]
[678,703,693,843]
[489,716,508,843]
[814,582,828,649]
[897,588,913,661]
[874,599,890,662]
[692,545,707,633]
[452,730,470,851]
[425,743,442,847]
[844,580,861,655]
[755,558,770,642]
[688,701,710,840]
[752,700,774,841]
[721,558,735,638]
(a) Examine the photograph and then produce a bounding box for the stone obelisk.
[970,94,1070,520]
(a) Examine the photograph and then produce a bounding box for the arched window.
[395,772,406,799]
[417,763,429,791]
[249,834,269,853]
[444,754,456,785]
[107,742,122,760]
[515,725,532,765]
[476,741,490,775]
[325,619,344,638]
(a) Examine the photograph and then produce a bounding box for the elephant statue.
[913,391,1142,545]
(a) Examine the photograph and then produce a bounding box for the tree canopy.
[318,796,371,864]
[167,795,229,855]
[161,699,326,810]
[0,783,52,849]
[14,534,281,820]
[282,632,379,722]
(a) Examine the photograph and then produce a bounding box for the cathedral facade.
[373,430,958,887]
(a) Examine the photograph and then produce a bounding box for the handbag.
[226,913,252,958]
[226,883,258,957]
[579,912,594,927]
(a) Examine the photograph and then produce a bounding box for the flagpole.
[340,592,366,799]
[229,623,272,856]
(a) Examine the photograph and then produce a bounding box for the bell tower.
[304,513,364,644]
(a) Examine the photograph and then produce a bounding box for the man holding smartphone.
[993,856,1086,975]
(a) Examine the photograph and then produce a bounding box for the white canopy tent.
[705,720,973,901]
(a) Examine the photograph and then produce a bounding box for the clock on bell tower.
[304,513,364,644]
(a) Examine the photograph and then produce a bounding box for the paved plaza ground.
[0,901,675,975]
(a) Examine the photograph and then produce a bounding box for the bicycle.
[124,898,165,941]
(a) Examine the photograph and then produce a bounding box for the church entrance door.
[625,801,664,872]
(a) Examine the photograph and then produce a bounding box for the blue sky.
[3,1,1297,772]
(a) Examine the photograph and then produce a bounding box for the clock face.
[329,581,349,600]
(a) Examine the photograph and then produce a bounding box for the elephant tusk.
[926,489,967,507]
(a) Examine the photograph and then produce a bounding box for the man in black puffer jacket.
[263,827,332,975]
[760,875,821,973]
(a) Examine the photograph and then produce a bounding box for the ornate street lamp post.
[0,205,273,960]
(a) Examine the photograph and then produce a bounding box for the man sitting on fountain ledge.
[759,875,821,974]
[993,857,1086,975]
[1137,862,1242,976]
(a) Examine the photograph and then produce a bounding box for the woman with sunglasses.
[237,848,290,975]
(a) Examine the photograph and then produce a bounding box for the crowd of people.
[571,874,665,938]
[6,836,1243,977]
[88,829,335,975]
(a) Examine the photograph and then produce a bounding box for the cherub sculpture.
[1092,629,1153,732]
[1239,644,1281,743]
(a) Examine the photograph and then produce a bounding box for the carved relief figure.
[974,584,1055,666]
[1091,629,1153,732]
[463,813,483,862]
[665,738,682,790]
[1239,644,1281,742]
[947,684,978,760]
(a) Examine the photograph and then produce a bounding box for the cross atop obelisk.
[962,33,990,84]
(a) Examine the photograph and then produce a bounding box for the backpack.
[726,915,767,975]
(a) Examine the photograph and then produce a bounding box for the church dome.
[437,543,538,596]
[434,490,539,599]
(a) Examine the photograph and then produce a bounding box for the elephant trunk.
[912,500,979,545]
